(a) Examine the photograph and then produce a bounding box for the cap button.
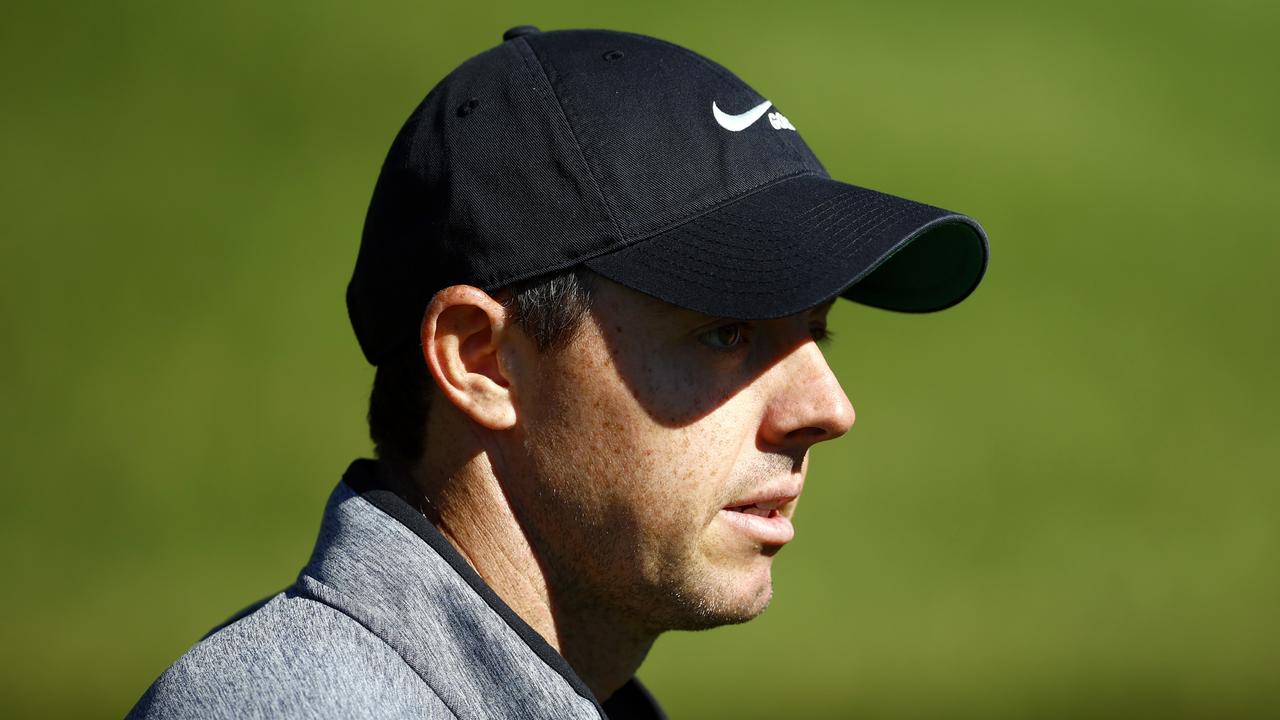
[503,25,540,41]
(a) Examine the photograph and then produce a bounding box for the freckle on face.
[508,281,786,631]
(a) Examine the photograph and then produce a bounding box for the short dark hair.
[368,268,596,469]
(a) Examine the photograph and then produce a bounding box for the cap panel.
[526,30,827,240]
[348,40,619,364]
[422,41,619,288]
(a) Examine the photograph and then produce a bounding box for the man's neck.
[405,452,655,702]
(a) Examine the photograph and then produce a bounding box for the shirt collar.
[306,459,665,719]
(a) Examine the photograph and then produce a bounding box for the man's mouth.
[725,499,786,519]
[719,494,798,546]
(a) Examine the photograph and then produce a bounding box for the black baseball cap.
[348,26,989,365]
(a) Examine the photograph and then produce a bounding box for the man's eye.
[699,323,747,351]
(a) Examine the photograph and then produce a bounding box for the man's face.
[504,278,854,633]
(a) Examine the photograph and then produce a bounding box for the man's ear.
[421,285,519,430]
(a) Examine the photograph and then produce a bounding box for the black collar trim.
[340,459,610,717]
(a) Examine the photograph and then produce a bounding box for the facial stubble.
[513,422,783,636]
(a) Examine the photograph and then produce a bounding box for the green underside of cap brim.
[843,220,988,313]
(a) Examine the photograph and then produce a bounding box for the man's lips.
[719,489,800,546]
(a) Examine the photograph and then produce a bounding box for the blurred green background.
[2,1,1277,717]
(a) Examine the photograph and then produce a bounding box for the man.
[128,25,987,719]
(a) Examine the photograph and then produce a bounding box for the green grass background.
[2,1,1277,717]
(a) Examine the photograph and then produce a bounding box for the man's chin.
[670,600,772,632]
[662,576,775,632]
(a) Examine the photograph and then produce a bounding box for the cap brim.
[582,173,988,320]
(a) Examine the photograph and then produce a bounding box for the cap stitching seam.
[584,169,817,262]
[659,203,898,279]
[623,207,906,297]
[515,37,626,246]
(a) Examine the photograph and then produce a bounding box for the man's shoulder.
[126,591,455,719]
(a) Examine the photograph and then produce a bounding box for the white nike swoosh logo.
[712,100,773,132]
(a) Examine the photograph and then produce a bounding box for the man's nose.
[759,341,855,449]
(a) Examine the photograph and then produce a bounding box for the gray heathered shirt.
[127,459,665,719]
